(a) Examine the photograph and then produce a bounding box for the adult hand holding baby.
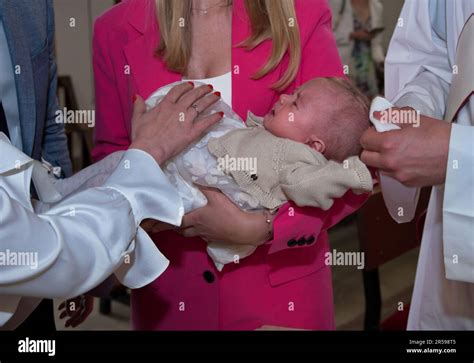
[360,107,452,187]
[130,82,223,166]
[178,186,274,245]
[130,82,223,233]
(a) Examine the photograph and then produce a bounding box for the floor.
[55,216,419,331]
[330,217,418,330]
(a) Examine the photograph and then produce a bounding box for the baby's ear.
[306,136,326,154]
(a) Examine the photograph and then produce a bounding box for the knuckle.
[395,171,408,184]
[189,213,200,225]
[381,138,394,151]
[162,98,173,108]
[382,155,396,170]
[199,85,211,96]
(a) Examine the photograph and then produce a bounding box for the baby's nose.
[279,94,290,104]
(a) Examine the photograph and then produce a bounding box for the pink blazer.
[93,0,368,330]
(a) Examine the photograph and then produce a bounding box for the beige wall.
[53,0,115,110]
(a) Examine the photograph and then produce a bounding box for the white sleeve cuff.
[103,149,184,226]
[114,228,170,289]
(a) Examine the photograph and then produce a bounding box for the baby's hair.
[317,77,370,162]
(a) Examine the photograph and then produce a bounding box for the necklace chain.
[192,1,232,14]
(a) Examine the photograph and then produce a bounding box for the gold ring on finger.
[191,103,200,113]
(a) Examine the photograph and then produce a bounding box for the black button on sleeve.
[297,237,306,246]
[203,270,215,283]
[287,238,297,247]
[306,236,316,245]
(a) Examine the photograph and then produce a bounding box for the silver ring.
[191,103,199,113]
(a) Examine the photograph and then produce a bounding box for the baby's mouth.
[268,108,275,119]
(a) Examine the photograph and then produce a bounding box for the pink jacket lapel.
[124,0,180,99]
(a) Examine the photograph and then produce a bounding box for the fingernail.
[218,112,224,117]
[208,84,213,90]
[132,95,137,103]
[214,91,221,97]
[187,81,194,87]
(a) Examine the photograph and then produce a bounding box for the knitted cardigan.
[207,112,373,210]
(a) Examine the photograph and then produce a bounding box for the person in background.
[329,0,385,98]
[0,0,72,332]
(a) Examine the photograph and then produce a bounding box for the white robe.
[0,135,183,329]
[384,0,474,330]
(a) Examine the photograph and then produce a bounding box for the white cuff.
[104,149,184,226]
[114,228,170,288]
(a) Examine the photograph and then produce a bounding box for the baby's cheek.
[267,114,298,139]
[268,118,284,135]
[275,122,296,140]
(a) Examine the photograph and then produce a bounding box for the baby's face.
[263,80,326,143]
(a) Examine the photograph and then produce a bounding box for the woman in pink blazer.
[93,0,368,330]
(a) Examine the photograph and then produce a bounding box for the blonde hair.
[155,0,301,91]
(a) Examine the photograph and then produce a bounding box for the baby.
[46,77,373,271]
[146,77,373,269]
[206,77,372,210]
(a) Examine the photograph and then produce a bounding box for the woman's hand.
[130,82,223,165]
[58,295,94,328]
[349,30,374,41]
[178,187,273,245]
